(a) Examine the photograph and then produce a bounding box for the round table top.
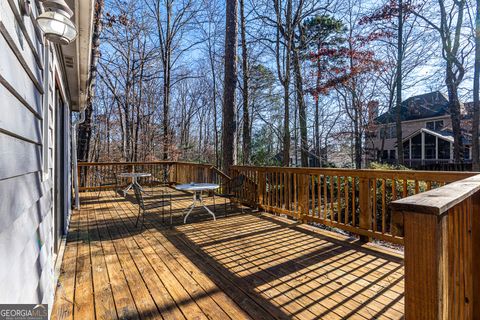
[175,183,220,191]
[118,172,152,178]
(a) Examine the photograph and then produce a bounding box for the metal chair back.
[230,175,245,192]
[133,184,145,210]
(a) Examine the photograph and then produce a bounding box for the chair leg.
[169,194,173,229]
[213,194,216,213]
[162,191,165,223]
[141,209,146,230]
[135,206,142,227]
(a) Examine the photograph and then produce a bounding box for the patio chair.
[133,184,172,229]
[95,170,119,197]
[214,175,245,215]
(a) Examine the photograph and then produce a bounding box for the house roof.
[376,91,450,124]
[401,127,471,145]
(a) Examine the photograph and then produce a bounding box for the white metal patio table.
[119,172,151,194]
[175,183,219,223]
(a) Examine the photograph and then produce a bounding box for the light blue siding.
[0,0,72,310]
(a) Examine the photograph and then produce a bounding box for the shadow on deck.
[52,187,405,320]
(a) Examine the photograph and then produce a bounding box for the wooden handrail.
[391,174,480,319]
[232,165,475,182]
[77,161,231,192]
[209,165,232,181]
[230,165,475,245]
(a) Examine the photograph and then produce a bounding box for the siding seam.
[0,21,44,93]
[0,128,42,145]
[0,75,42,119]
[5,0,44,70]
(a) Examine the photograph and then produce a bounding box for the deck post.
[392,174,480,320]
[258,170,266,208]
[401,209,446,319]
[473,192,480,318]
[298,174,309,222]
[358,177,371,242]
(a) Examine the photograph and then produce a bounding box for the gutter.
[72,0,103,209]
[72,110,85,209]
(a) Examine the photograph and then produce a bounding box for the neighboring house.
[0,0,94,311]
[366,91,472,167]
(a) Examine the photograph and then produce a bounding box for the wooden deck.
[52,187,405,320]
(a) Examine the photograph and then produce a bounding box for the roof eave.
[62,0,95,112]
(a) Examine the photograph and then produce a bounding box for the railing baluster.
[344,176,349,225]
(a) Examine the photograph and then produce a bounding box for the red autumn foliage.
[308,34,388,98]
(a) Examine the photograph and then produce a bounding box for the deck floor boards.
[52,187,405,320]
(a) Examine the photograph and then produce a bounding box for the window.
[380,128,386,138]
[411,134,422,159]
[426,120,444,131]
[424,133,436,159]
[403,140,410,160]
[438,139,450,159]
[379,126,397,139]
[465,146,471,160]
[379,150,387,160]
[389,150,396,159]
[42,43,50,180]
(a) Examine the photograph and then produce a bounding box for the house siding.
[0,0,71,310]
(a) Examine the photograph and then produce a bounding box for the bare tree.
[395,0,404,165]
[293,23,309,167]
[78,0,105,162]
[473,0,480,170]
[222,0,239,172]
[414,0,471,162]
[240,0,251,164]
[147,0,199,160]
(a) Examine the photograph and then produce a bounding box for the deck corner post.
[472,192,480,318]
[403,210,446,320]
[359,177,372,242]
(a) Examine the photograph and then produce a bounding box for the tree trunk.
[395,0,404,165]
[163,62,171,160]
[273,0,292,167]
[222,0,238,173]
[77,105,93,161]
[446,62,464,162]
[240,0,250,164]
[283,77,291,167]
[293,47,308,167]
[473,0,480,170]
[314,97,320,166]
[77,0,104,162]
[354,105,362,169]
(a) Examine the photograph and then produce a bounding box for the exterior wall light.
[37,0,77,45]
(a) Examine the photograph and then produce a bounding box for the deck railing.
[77,161,230,192]
[78,161,480,317]
[78,161,474,246]
[391,174,480,319]
[231,165,474,245]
